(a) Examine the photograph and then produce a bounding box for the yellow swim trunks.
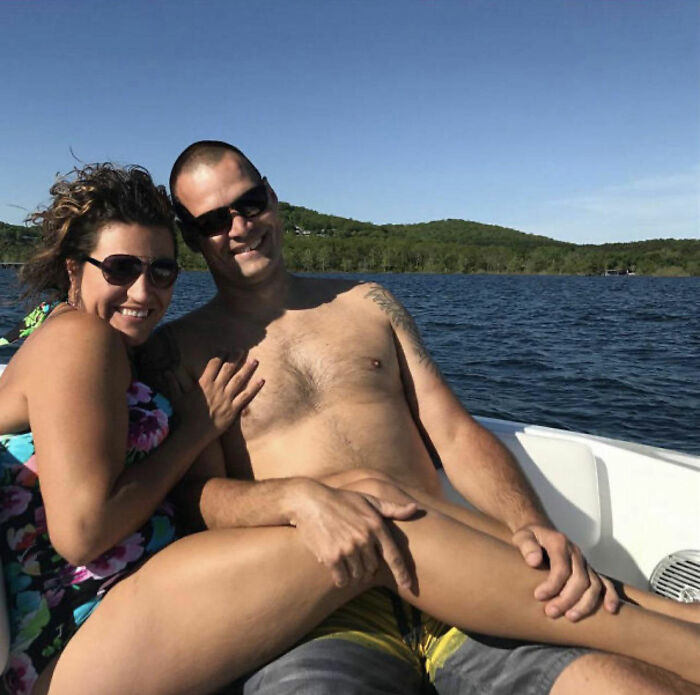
[305,587,465,680]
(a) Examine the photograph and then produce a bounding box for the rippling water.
[1,269,698,454]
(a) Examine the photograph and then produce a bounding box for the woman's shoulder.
[31,307,121,346]
[19,309,130,383]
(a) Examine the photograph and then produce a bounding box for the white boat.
[0,363,698,673]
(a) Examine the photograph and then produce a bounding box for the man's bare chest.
[207,311,402,437]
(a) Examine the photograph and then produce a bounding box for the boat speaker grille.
[649,550,700,603]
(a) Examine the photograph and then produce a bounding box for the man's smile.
[232,234,265,256]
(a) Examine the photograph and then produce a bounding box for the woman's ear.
[65,258,83,308]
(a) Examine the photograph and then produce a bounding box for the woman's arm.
[26,312,261,565]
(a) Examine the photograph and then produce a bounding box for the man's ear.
[267,183,279,207]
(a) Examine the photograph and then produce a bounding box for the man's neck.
[212,264,294,321]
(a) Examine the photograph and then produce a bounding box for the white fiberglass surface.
[473,417,700,589]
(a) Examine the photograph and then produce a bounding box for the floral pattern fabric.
[0,381,178,694]
[0,302,59,348]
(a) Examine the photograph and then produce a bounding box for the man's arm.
[363,284,548,527]
[176,443,416,590]
[364,283,619,620]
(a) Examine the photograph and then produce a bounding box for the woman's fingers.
[210,358,263,432]
[232,377,265,413]
[213,353,244,384]
[222,359,259,397]
[201,352,242,386]
[224,360,264,414]
[200,354,224,384]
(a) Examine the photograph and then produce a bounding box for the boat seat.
[440,431,602,552]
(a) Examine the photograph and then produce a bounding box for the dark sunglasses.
[82,254,179,289]
[179,178,269,237]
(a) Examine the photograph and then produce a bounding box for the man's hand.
[289,481,417,590]
[512,524,620,621]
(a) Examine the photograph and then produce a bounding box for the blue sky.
[1,0,698,243]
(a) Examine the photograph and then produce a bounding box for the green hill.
[2,206,698,276]
[278,203,566,247]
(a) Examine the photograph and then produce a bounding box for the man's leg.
[427,627,585,695]
[551,652,699,695]
[233,638,422,695]
[428,628,696,695]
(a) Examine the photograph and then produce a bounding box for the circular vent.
[649,550,700,602]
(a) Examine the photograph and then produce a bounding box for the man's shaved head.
[169,140,262,200]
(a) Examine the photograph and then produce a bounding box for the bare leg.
[324,469,700,624]
[551,653,699,695]
[393,510,698,684]
[374,492,698,683]
[408,485,700,624]
[47,527,361,694]
[45,489,699,693]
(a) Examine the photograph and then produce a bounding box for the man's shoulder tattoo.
[364,285,441,377]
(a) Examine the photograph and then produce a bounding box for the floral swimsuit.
[0,377,179,694]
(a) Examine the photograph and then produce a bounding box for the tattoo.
[364,285,441,376]
[133,325,182,396]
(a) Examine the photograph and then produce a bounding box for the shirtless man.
[139,140,681,694]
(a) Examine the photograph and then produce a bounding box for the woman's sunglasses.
[82,254,179,289]
[178,178,269,237]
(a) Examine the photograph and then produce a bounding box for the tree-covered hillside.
[278,204,699,275]
[2,206,698,276]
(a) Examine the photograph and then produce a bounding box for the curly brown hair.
[21,163,177,300]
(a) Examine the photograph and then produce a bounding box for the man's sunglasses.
[178,178,269,237]
[82,254,179,289]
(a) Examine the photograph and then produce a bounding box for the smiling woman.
[65,224,177,346]
[0,163,262,694]
[19,165,178,310]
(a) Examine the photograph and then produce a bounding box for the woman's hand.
[168,354,264,444]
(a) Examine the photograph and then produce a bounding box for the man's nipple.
[370,358,381,369]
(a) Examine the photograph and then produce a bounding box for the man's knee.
[552,652,696,695]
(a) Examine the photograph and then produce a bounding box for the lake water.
[1,269,698,454]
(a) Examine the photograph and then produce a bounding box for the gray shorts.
[229,590,589,694]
